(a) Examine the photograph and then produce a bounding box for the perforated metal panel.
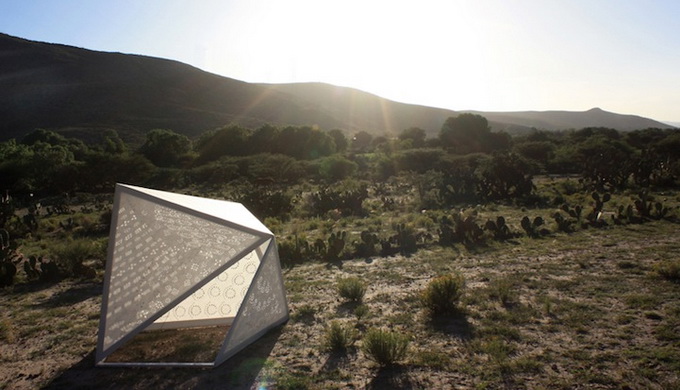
[216,239,289,365]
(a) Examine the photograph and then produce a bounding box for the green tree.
[304,127,336,159]
[276,126,335,159]
[249,124,280,154]
[440,114,492,154]
[576,135,633,189]
[399,127,427,148]
[101,129,127,154]
[372,135,390,152]
[139,129,191,167]
[328,129,349,152]
[196,125,252,163]
[654,132,680,159]
[570,127,620,142]
[242,154,307,184]
[0,140,35,193]
[394,148,445,173]
[513,141,554,170]
[351,131,373,152]
[438,153,487,204]
[648,132,680,186]
[81,153,155,192]
[477,153,534,200]
[21,129,89,160]
[319,155,358,182]
[20,129,69,146]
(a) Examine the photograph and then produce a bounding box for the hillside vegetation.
[1,114,680,389]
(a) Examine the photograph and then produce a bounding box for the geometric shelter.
[96,184,289,367]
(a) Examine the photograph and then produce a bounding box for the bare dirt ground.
[1,221,679,389]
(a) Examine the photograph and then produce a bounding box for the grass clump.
[655,260,680,282]
[337,277,366,303]
[420,273,465,316]
[323,321,355,353]
[362,328,410,366]
[488,276,518,306]
[0,318,16,343]
[354,304,369,320]
[276,371,311,390]
[412,348,452,369]
[291,304,316,323]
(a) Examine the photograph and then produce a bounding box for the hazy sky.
[2,0,679,122]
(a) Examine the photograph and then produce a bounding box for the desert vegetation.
[1,115,680,388]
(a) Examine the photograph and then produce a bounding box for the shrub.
[337,277,366,303]
[362,328,410,366]
[306,180,369,217]
[237,187,294,220]
[324,321,355,353]
[278,235,314,266]
[50,238,99,278]
[421,273,465,315]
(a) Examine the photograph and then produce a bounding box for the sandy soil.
[1,221,679,389]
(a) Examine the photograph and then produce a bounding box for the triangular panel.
[122,184,271,235]
[215,239,289,365]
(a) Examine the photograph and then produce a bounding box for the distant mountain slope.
[466,108,671,132]
[0,34,350,143]
[257,82,458,136]
[0,34,672,144]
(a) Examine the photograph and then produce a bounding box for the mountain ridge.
[0,33,673,144]
[463,107,669,133]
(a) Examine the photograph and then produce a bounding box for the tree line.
[1,114,679,204]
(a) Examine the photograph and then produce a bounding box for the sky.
[1,0,679,123]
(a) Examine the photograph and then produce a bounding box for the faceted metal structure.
[96,184,289,367]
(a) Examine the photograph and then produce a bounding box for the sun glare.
[207,0,509,110]
[186,0,680,120]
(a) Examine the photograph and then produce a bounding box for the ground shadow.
[366,365,424,390]
[336,301,361,316]
[319,349,357,374]
[44,324,285,390]
[426,310,474,339]
[36,282,102,308]
[324,259,344,270]
[4,279,62,295]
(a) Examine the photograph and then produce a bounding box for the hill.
[0,33,673,144]
[0,34,346,144]
[465,107,673,133]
